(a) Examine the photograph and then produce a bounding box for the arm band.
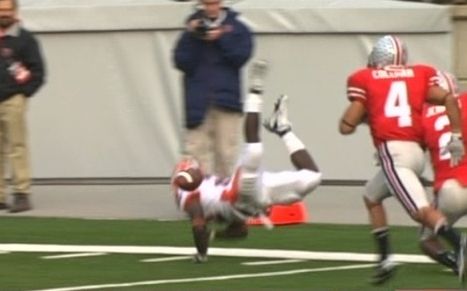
[341,119,357,128]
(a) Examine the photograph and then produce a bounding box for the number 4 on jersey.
[384,81,412,127]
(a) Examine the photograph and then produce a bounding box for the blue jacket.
[173,8,253,128]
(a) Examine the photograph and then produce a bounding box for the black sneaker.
[9,193,32,213]
[370,259,397,285]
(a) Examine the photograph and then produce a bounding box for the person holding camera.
[173,0,253,178]
[0,0,45,212]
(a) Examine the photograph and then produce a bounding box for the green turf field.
[0,217,464,291]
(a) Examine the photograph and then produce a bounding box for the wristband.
[341,119,356,128]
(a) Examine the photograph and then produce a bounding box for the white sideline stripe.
[0,251,9,254]
[42,253,107,259]
[242,259,306,266]
[29,263,375,291]
[141,256,191,263]
[0,244,435,264]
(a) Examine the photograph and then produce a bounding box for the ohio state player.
[419,71,467,274]
[339,35,466,284]
[173,61,322,263]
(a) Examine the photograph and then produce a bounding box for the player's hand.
[447,132,465,167]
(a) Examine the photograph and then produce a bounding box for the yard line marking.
[41,253,107,259]
[141,256,191,263]
[242,259,306,266]
[0,244,435,264]
[29,263,375,291]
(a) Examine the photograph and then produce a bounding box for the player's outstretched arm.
[339,101,367,135]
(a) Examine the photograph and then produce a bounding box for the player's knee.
[298,170,322,196]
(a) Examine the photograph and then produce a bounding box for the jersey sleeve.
[347,70,367,104]
[416,64,438,88]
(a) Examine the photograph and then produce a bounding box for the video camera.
[193,20,212,38]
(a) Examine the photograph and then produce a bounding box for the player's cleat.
[441,250,459,276]
[457,234,467,283]
[249,59,268,93]
[263,94,292,136]
[193,253,208,263]
[369,259,397,285]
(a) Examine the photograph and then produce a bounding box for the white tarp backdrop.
[16,0,451,180]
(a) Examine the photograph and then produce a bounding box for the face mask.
[0,17,14,29]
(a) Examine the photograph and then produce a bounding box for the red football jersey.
[422,93,467,191]
[347,65,438,146]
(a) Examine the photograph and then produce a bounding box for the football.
[174,167,203,191]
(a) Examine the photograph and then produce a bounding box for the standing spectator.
[173,0,253,178]
[0,0,45,212]
[339,35,466,284]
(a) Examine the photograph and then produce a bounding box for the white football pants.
[365,141,429,217]
[237,143,321,212]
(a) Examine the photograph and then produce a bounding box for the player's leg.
[420,179,467,274]
[263,95,318,172]
[364,171,396,285]
[234,60,268,216]
[379,141,466,281]
[260,95,322,206]
[438,179,467,226]
[419,228,458,274]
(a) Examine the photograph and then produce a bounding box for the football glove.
[447,132,465,167]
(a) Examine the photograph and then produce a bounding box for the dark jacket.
[173,8,253,128]
[0,24,45,102]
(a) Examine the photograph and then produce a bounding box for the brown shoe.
[9,193,32,213]
[0,202,8,210]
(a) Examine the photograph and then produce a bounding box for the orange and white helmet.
[171,156,204,185]
[367,35,408,69]
[173,156,201,173]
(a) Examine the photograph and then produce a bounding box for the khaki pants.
[0,94,30,202]
[183,107,242,178]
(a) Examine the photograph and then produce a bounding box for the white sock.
[244,93,262,113]
[282,131,305,154]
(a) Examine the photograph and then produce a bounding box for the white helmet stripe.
[390,36,402,65]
